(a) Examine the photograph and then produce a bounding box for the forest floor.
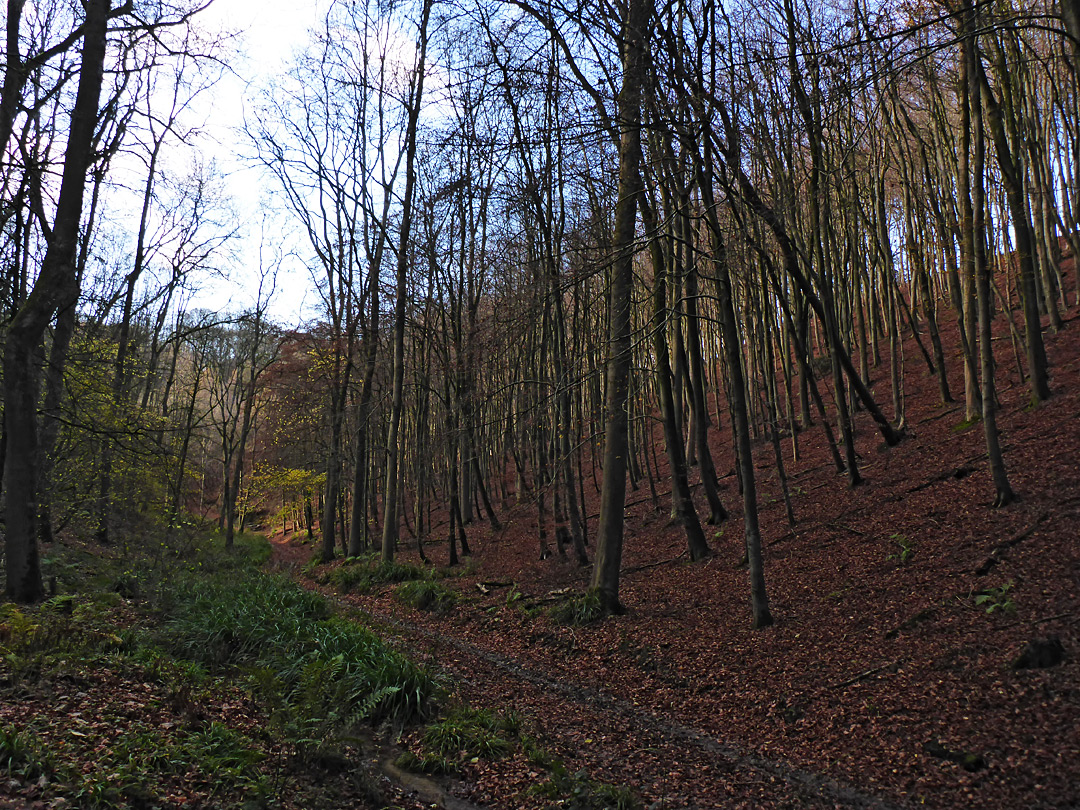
[276,275,1080,809]
[2,275,1077,810]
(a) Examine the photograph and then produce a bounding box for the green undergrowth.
[0,724,54,782]
[318,552,432,594]
[1,525,439,808]
[528,763,643,810]
[548,588,606,626]
[974,580,1017,614]
[423,706,518,760]
[2,714,271,809]
[395,705,641,808]
[394,579,458,612]
[152,570,439,744]
[952,416,980,432]
[394,705,516,776]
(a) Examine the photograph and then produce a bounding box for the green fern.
[974,580,1016,614]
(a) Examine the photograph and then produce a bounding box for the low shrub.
[548,589,606,626]
[393,750,457,775]
[155,571,437,725]
[423,706,515,759]
[529,761,642,810]
[395,580,458,612]
[326,557,431,594]
[0,725,53,780]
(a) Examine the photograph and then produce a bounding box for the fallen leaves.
[283,287,1080,809]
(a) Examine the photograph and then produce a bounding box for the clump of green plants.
[393,749,457,775]
[548,588,606,626]
[324,556,431,594]
[2,528,452,808]
[2,528,446,809]
[73,720,269,808]
[228,532,275,567]
[157,570,329,667]
[155,571,437,724]
[395,705,517,777]
[182,721,266,781]
[395,580,457,612]
[0,603,40,654]
[451,556,482,578]
[975,580,1016,614]
[127,645,210,690]
[886,533,916,565]
[111,721,265,784]
[520,733,557,769]
[325,562,369,592]
[68,765,156,809]
[0,725,53,780]
[0,596,125,681]
[952,416,980,432]
[303,549,325,577]
[362,559,429,587]
[528,761,642,810]
[423,706,515,760]
[252,655,401,766]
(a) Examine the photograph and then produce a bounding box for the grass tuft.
[422,706,515,759]
[395,580,458,612]
[325,557,431,594]
[548,588,606,626]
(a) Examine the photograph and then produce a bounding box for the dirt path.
[360,598,907,809]
[265,299,1080,809]
[270,537,907,809]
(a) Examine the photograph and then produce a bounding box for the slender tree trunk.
[642,188,710,561]
[962,0,1015,506]
[974,51,1050,402]
[590,0,650,613]
[321,382,348,561]
[349,277,380,556]
[680,209,727,524]
[699,177,773,628]
[4,0,109,602]
[382,0,431,561]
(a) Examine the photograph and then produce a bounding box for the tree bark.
[642,185,710,562]
[974,49,1050,403]
[4,0,110,602]
[961,0,1015,506]
[697,147,774,629]
[590,0,650,613]
[382,0,431,561]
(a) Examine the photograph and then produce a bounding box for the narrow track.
[338,594,911,810]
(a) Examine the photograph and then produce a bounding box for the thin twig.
[623,550,689,575]
[830,661,897,689]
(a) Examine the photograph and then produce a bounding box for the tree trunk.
[974,51,1050,403]
[680,210,727,524]
[697,148,774,629]
[642,187,710,561]
[382,0,431,561]
[590,0,650,613]
[348,281,379,556]
[4,0,110,601]
[962,0,1015,506]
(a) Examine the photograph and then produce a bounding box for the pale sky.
[173,0,427,325]
[186,0,331,325]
